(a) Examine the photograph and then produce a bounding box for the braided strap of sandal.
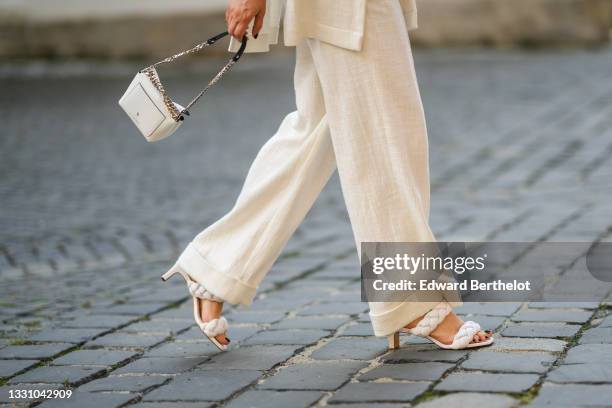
[406,302,452,336]
[201,317,229,337]
[187,280,224,303]
[450,321,481,349]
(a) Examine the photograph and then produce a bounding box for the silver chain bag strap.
[119,32,248,142]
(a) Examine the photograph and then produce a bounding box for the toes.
[478,331,492,342]
[471,331,487,343]
[468,329,493,345]
[215,334,230,345]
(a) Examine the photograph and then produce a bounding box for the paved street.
[1,45,612,407]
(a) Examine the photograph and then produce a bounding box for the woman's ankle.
[200,299,223,322]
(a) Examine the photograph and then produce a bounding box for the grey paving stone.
[0,343,73,359]
[310,268,357,280]
[502,322,580,338]
[112,357,207,375]
[326,291,363,303]
[455,303,521,316]
[37,391,138,408]
[381,348,467,364]
[146,341,220,358]
[27,328,103,343]
[86,333,168,348]
[0,383,61,403]
[598,315,612,328]
[579,327,612,344]
[60,314,137,329]
[137,287,187,303]
[153,307,195,320]
[342,323,374,336]
[0,327,16,338]
[52,349,136,366]
[531,383,612,407]
[563,344,612,364]
[0,359,39,377]
[329,382,430,403]
[242,295,310,312]
[9,365,106,384]
[132,403,212,408]
[259,360,366,390]
[79,374,168,392]
[226,389,322,408]
[311,337,387,361]
[243,329,328,346]
[548,363,612,383]
[273,316,347,330]
[121,319,193,335]
[226,311,286,324]
[490,337,566,352]
[91,302,168,316]
[461,350,555,373]
[416,392,517,408]
[200,345,298,370]
[328,405,406,408]
[528,302,600,310]
[297,302,368,316]
[359,362,453,381]
[144,370,261,402]
[435,372,539,392]
[512,309,592,323]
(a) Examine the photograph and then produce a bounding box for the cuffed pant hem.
[176,243,257,306]
[369,300,463,337]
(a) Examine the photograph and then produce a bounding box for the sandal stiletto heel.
[162,265,229,351]
[388,332,400,350]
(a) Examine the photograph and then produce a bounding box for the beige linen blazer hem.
[230,0,418,53]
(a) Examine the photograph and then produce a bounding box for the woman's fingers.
[227,17,239,39]
[252,11,265,38]
[231,20,248,41]
[226,0,266,41]
[227,13,250,40]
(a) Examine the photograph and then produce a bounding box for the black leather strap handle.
[144,31,248,117]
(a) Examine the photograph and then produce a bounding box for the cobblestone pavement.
[1,45,612,407]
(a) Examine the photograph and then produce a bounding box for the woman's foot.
[405,311,492,346]
[199,299,230,346]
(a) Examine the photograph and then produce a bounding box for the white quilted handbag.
[119,32,247,142]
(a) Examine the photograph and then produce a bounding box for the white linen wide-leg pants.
[177,0,459,337]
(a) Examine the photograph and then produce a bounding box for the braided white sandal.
[162,265,229,351]
[387,302,493,350]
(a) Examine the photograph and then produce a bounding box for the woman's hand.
[226,0,266,41]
